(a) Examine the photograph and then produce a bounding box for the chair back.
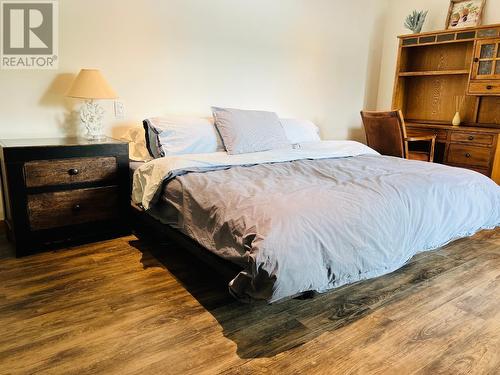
[360,110,408,158]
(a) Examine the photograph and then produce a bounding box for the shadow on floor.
[0,231,15,259]
[128,235,466,359]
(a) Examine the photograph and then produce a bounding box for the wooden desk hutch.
[392,23,500,183]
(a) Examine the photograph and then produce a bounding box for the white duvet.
[133,141,500,302]
[133,141,379,209]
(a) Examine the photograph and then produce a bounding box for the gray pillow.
[212,107,291,155]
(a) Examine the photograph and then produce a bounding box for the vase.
[80,100,106,140]
[413,24,423,34]
[452,112,461,126]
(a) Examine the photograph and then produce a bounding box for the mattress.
[132,141,500,302]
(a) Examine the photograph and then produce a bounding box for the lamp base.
[85,133,106,141]
[80,100,106,141]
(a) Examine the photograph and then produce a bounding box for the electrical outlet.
[114,101,125,119]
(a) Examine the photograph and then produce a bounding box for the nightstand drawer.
[450,132,494,146]
[24,157,117,188]
[447,144,491,168]
[27,186,119,230]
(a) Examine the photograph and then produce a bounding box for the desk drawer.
[468,81,500,96]
[24,157,117,188]
[406,127,447,141]
[447,144,491,168]
[450,132,494,146]
[27,186,119,230]
[448,164,489,177]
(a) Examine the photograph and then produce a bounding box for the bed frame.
[130,202,243,280]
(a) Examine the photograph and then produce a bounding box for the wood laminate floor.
[0,228,499,374]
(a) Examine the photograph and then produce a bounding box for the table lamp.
[66,69,118,140]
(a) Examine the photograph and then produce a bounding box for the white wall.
[0,0,389,218]
[0,0,387,140]
[377,0,500,110]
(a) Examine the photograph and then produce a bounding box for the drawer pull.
[468,136,474,141]
[486,85,493,90]
[68,168,79,176]
[465,152,471,158]
[72,204,82,212]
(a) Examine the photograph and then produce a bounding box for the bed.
[131,140,500,303]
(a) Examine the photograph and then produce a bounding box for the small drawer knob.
[486,85,493,90]
[465,152,471,158]
[468,135,474,141]
[68,168,79,176]
[72,204,81,212]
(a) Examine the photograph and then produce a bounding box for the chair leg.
[429,138,436,163]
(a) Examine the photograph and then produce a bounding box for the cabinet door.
[471,38,500,80]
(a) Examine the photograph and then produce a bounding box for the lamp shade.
[66,69,118,99]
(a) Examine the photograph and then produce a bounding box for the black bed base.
[130,203,242,281]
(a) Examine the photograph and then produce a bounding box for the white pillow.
[120,127,152,162]
[212,107,290,155]
[144,116,225,158]
[280,118,321,143]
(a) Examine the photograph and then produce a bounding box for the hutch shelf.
[392,23,500,183]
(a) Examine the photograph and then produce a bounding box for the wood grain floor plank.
[220,245,500,374]
[415,311,500,375]
[0,228,498,375]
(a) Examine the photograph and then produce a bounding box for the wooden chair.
[360,110,436,162]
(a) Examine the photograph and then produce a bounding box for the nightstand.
[0,137,129,256]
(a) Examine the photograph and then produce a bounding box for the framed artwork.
[445,0,486,29]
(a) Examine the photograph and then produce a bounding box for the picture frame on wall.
[445,0,486,29]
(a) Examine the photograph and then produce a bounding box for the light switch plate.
[114,101,125,119]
